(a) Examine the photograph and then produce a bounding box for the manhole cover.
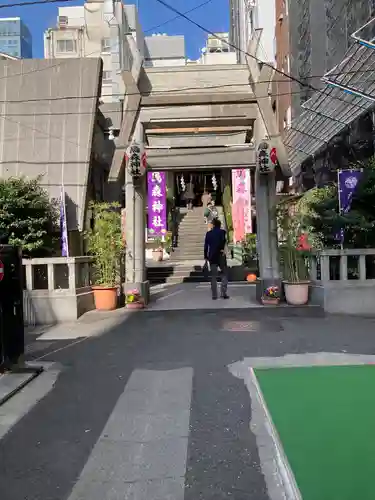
[223,321,260,332]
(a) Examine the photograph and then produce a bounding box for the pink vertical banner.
[231,169,252,243]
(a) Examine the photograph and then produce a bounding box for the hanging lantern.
[256,140,277,174]
[212,174,217,191]
[125,142,146,178]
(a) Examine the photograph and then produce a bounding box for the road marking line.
[157,290,183,301]
[67,368,192,500]
[34,337,88,361]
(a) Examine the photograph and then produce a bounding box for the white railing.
[310,249,375,282]
[23,256,93,291]
[22,257,93,326]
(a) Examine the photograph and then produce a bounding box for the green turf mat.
[255,365,375,500]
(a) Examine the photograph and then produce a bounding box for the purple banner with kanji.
[147,171,167,236]
[335,169,363,243]
[60,185,69,257]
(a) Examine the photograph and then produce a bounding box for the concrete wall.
[274,0,292,134]
[0,58,101,231]
[144,35,186,67]
[310,281,375,317]
[201,52,237,65]
[146,146,256,170]
[140,64,252,95]
[146,131,247,148]
[230,0,276,64]
[124,4,145,58]
[144,58,186,67]
[255,0,276,63]
[288,0,375,118]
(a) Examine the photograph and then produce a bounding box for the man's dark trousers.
[210,254,228,299]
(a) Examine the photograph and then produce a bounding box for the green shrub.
[0,176,58,257]
[85,202,123,287]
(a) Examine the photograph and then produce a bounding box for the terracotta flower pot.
[283,281,310,306]
[126,302,144,310]
[262,297,280,305]
[152,249,163,262]
[92,286,117,311]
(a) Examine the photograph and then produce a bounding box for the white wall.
[58,6,85,26]
[201,51,237,65]
[254,0,276,63]
[44,2,135,104]
[231,0,276,64]
[144,57,186,67]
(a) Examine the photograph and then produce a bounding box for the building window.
[102,70,112,83]
[56,39,76,53]
[101,38,111,53]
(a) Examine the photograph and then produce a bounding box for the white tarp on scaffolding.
[285,35,375,175]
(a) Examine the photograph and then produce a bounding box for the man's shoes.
[221,295,229,300]
[212,296,218,300]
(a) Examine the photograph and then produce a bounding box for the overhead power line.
[0,90,318,116]
[144,0,214,33]
[153,0,372,116]
[0,88,315,116]
[0,0,76,8]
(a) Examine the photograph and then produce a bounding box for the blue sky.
[0,0,229,59]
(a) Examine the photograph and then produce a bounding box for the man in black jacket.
[204,219,229,300]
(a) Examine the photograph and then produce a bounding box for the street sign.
[0,260,4,282]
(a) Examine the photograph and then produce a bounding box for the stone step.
[179,228,205,232]
[172,256,203,261]
[176,244,205,249]
[178,228,207,238]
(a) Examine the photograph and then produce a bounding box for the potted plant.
[280,241,311,305]
[86,202,123,311]
[262,285,280,305]
[125,288,144,310]
[152,237,164,262]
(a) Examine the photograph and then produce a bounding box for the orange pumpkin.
[246,273,257,282]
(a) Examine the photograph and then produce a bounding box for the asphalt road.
[1,308,375,500]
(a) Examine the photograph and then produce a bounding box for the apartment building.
[199,33,237,65]
[0,17,32,59]
[229,0,276,64]
[44,0,137,103]
[144,33,186,67]
[284,0,375,118]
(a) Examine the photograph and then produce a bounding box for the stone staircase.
[172,207,206,261]
[147,207,229,285]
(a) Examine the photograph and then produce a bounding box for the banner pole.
[337,169,343,251]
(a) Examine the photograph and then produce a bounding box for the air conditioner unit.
[58,16,68,29]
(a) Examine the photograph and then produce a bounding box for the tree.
[297,157,375,248]
[0,177,58,257]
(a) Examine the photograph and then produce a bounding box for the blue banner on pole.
[60,185,69,257]
[335,170,363,244]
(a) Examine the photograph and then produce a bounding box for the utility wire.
[0,0,77,8]
[1,70,375,104]
[0,0,371,122]
[144,0,214,33]
[154,0,373,116]
[0,88,329,116]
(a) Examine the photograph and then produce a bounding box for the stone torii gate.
[109,33,290,302]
